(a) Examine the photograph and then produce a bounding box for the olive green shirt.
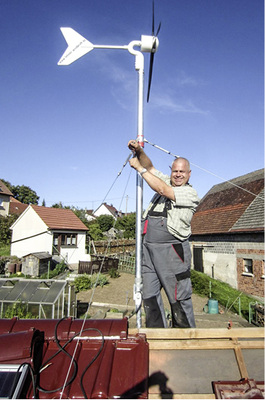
[143,170,200,241]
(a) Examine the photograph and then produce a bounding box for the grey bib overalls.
[142,198,196,328]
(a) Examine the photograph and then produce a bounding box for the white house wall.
[11,207,51,258]
[93,205,113,218]
[60,232,88,265]
[0,195,10,217]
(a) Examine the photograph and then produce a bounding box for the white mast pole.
[128,43,144,328]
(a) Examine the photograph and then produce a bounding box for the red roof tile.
[31,205,88,231]
[191,169,264,235]
[9,198,28,215]
[0,180,13,196]
[191,204,247,234]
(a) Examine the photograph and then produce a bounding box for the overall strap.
[147,195,172,217]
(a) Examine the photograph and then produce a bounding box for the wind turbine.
[58,7,160,328]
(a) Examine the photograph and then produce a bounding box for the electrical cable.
[79,328,105,398]
[37,318,104,396]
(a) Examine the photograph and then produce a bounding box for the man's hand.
[129,157,142,172]
[128,140,141,154]
[127,138,155,174]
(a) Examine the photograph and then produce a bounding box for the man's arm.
[129,154,175,201]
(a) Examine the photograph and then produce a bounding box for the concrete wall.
[191,233,264,296]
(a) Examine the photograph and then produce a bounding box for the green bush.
[191,270,261,320]
[40,261,68,279]
[74,275,91,292]
[91,273,109,288]
[73,273,109,293]
[108,268,120,279]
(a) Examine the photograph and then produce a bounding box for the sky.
[1,0,264,213]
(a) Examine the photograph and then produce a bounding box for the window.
[53,233,77,248]
[243,258,253,275]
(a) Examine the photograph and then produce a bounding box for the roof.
[191,169,264,235]
[31,205,88,231]
[231,188,265,232]
[0,318,148,399]
[22,252,52,259]
[0,180,13,196]
[9,197,28,215]
[0,279,66,304]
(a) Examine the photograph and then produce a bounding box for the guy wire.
[144,138,264,200]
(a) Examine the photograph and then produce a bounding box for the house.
[10,205,90,267]
[84,208,96,222]
[93,203,122,219]
[0,180,13,216]
[190,168,264,298]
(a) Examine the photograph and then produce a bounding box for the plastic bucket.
[208,299,219,314]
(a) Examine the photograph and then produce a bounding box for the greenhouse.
[0,278,75,319]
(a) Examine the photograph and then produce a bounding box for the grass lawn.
[0,244,10,257]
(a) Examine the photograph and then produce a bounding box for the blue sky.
[1,0,263,213]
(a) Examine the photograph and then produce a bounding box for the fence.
[78,254,135,275]
[89,239,135,255]
[117,254,135,274]
[78,256,119,275]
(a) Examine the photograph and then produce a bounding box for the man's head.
[170,157,191,187]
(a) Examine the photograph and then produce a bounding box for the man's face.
[170,159,191,187]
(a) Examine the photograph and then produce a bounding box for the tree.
[0,215,18,244]
[87,221,104,241]
[97,215,114,232]
[116,213,136,239]
[51,202,64,208]
[1,179,39,204]
[12,185,39,204]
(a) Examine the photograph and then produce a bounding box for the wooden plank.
[149,394,215,399]
[234,344,249,379]
[148,339,264,351]
[137,327,264,340]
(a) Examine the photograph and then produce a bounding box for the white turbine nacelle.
[140,35,159,53]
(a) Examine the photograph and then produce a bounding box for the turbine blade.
[58,27,94,66]
[152,0,155,35]
[156,21,161,37]
[147,52,154,102]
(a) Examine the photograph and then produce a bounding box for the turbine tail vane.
[58,27,94,66]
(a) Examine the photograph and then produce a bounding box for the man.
[128,139,200,328]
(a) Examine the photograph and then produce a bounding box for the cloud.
[152,94,209,115]
[174,71,206,87]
